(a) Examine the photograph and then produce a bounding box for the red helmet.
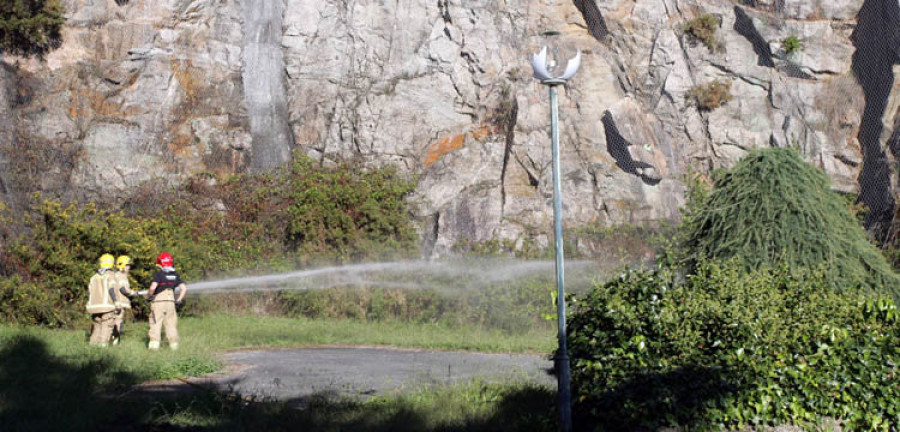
[156,252,173,267]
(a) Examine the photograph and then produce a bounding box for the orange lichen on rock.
[425,133,466,166]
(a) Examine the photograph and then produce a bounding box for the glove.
[175,300,185,308]
[115,308,122,315]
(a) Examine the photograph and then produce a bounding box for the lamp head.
[530,30,581,85]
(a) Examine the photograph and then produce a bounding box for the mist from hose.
[136,258,602,296]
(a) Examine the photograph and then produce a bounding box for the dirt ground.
[138,346,555,405]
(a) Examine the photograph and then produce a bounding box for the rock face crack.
[707,61,770,90]
[242,0,294,172]
[499,97,520,212]
[422,211,441,258]
[438,0,452,38]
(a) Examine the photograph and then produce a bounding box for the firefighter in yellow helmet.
[146,252,187,351]
[110,255,138,345]
[86,253,120,347]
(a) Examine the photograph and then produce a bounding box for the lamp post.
[530,31,581,432]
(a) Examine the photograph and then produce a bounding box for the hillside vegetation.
[0,154,419,326]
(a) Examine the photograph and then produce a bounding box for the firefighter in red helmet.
[146,252,188,350]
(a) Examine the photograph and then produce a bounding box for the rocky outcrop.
[1,0,893,256]
[243,0,293,171]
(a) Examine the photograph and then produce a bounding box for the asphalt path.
[210,347,555,403]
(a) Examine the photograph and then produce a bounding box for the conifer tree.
[683,147,900,299]
[0,0,65,58]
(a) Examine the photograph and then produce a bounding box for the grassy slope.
[0,314,554,381]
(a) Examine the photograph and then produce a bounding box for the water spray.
[134,259,599,296]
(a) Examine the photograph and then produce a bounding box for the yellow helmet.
[115,255,132,271]
[98,254,115,269]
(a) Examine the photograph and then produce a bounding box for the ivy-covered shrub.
[683,147,900,301]
[567,260,899,430]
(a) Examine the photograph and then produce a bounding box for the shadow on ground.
[570,364,747,431]
[0,335,757,431]
[0,335,558,431]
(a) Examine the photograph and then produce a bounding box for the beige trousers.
[112,311,129,340]
[148,301,179,343]
[90,311,116,346]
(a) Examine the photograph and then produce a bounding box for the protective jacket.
[112,271,133,309]
[150,267,183,303]
[86,270,116,314]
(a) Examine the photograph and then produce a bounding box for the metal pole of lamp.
[530,31,581,432]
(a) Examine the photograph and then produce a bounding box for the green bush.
[0,199,175,326]
[682,147,900,300]
[0,153,421,326]
[782,35,802,55]
[0,276,69,326]
[0,0,65,58]
[567,259,899,430]
[160,154,420,269]
[283,155,419,262]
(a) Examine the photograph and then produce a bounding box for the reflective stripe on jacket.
[86,271,115,314]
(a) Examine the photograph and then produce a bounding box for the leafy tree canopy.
[682,147,900,299]
[0,0,65,58]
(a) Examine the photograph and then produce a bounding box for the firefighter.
[111,255,137,345]
[86,253,120,347]
[146,252,187,351]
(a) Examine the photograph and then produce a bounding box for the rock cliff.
[1,0,898,256]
